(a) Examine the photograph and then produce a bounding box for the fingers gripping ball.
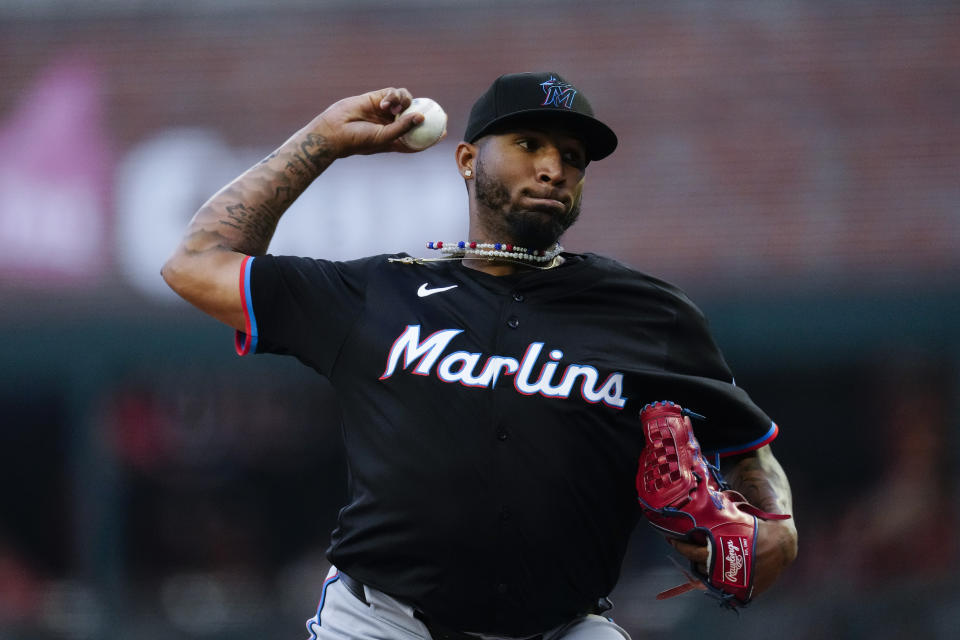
[636,401,791,609]
[397,97,447,151]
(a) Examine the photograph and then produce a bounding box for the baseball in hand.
[398,97,447,151]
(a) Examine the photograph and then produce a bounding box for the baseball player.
[162,72,797,639]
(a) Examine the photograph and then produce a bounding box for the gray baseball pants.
[305,566,631,640]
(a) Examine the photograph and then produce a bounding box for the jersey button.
[507,316,520,329]
[499,506,511,521]
[512,292,525,302]
[496,428,509,441]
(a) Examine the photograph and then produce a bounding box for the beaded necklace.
[425,241,563,264]
[386,241,565,270]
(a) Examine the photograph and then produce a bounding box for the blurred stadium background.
[1,1,958,638]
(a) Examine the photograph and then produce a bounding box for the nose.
[535,146,565,185]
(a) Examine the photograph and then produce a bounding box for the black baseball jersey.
[234,251,778,636]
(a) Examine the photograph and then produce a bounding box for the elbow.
[160,258,171,286]
[161,252,188,297]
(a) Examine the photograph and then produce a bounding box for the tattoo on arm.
[206,133,336,255]
[285,159,309,181]
[724,447,799,574]
[723,449,793,514]
[284,134,334,181]
[221,202,282,254]
[299,133,334,170]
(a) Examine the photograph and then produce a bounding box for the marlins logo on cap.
[540,76,578,109]
[464,71,618,161]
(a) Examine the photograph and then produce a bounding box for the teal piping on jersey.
[710,421,779,458]
[234,255,259,356]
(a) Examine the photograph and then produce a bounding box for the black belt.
[336,572,543,640]
[413,611,543,640]
[337,570,370,605]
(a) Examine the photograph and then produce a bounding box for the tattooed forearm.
[282,134,334,183]
[299,133,335,170]
[722,447,793,515]
[721,446,798,593]
[161,117,347,327]
[286,159,310,181]
[193,132,337,256]
[220,202,283,255]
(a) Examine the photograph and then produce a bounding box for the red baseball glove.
[636,401,790,608]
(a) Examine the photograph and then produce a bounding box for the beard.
[473,161,581,250]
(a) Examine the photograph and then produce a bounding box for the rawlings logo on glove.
[636,401,790,609]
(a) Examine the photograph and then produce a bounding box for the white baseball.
[397,97,447,151]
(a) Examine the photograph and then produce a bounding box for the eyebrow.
[510,128,586,152]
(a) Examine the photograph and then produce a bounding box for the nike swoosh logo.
[417,283,458,297]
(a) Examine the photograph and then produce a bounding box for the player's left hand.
[668,517,798,598]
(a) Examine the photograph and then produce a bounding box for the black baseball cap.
[464,71,618,161]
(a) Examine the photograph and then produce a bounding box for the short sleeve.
[658,288,778,457]
[234,254,373,376]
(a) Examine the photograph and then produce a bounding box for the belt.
[413,611,543,640]
[337,570,369,605]
[336,572,543,640]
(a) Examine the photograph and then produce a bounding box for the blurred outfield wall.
[1,2,959,639]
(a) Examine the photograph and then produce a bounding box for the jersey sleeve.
[655,285,778,457]
[234,254,373,376]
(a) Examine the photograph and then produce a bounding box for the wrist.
[269,118,339,184]
[304,113,347,161]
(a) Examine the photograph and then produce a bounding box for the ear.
[455,142,477,179]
